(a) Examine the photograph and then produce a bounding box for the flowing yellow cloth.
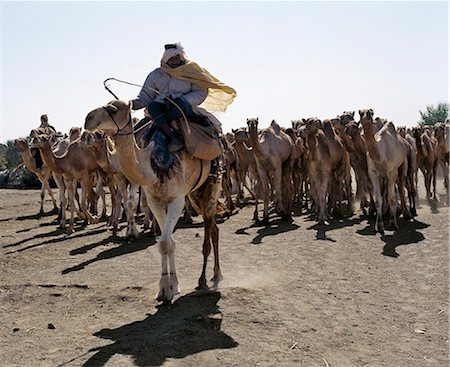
[160,61,236,112]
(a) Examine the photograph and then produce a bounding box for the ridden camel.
[413,127,437,200]
[32,134,100,234]
[14,138,58,214]
[359,109,411,235]
[85,100,223,303]
[246,118,294,222]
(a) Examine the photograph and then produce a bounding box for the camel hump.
[270,120,282,134]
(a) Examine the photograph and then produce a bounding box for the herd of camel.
[13,100,449,302]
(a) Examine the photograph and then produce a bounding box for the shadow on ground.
[81,291,237,367]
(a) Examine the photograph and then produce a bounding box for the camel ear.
[369,109,374,114]
[351,111,355,117]
[256,117,259,122]
[105,104,118,114]
[232,128,236,133]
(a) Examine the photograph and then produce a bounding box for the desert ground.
[0,177,448,367]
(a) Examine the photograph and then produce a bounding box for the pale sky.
[1,1,448,143]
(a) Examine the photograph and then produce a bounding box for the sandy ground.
[0,177,448,367]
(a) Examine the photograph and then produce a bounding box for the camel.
[14,139,58,214]
[326,117,352,214]
[433,123,449,195]
[359,109,411,234]
[83,130,144,238]
[246,118,294,222]
[32,133,100,234]
[284,128,307,206]
[232,127,259,203]
[413,127,438,199]
[85,100,223,303]
[342,120,374,214]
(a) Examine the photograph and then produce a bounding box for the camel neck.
[248,128,264,157]
[18,147,34,169]
[112,134,154,185]
[362,125,381,162]
[38,143,61,174]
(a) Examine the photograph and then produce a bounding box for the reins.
[103,77,191,136]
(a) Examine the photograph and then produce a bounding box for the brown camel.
[413,127,438,199]
[433,123,449,195]
[14,139,58,214]
[232,127,259,203]
[85,100,223,303]
[303,118,334,224]
[247,118,294,222]
[359,109,411,235]
[32,134,100,234]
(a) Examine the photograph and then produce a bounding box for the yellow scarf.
[160,60,236,112]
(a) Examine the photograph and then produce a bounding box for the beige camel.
[85,100,223,303]
[32,134,100,234]
[359,109,411,235]
[14,139,58,214]
[413,127,438,199]
[83,130,144,238]
[246,118,294,222]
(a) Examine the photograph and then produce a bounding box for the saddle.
[175,115,222,161]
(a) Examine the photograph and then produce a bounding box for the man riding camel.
[130,42,236,152]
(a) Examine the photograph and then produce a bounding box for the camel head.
[397,126,406,138]
[344,121,361,138]
[82,130,105,149]
[304,117,322,134]
[85,100,132,134]
[358,109,374,129]
[246,118,259,133]
[69,127,82,142]
[338,111,355,127]
[434,123,446,139]
[31,133,53,149]
[412,126,423,139]
[233,127,250,143]
[14,138,29,151]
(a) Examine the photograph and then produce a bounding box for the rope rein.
[103,77,191,136]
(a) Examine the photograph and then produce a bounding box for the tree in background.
[418,102,449,126]
[0,141,21,170]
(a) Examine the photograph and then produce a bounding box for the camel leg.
[80,177,99,225]
[149,195,185,303]
[369,170,384,235]
[125,184,140,239]
[140,190,153,231]
[387,176,399,230]
[397,166,411,220]
[318,171,330,225]
[258,171,270,223]
[39,180,46,215]
[44,176,58,211]
[432,161,437,200]
[65,178,76,234]
[273,165,286,218]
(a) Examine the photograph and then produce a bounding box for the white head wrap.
[161,42,187,63]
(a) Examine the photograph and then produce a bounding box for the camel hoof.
[156,290,173,304]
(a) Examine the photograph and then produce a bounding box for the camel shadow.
[62,236,157,275]
[235,217,300,244]
[307,217,364,242]
[15,208,59,221]
[4,227,106,254]
[380,219,430,258]
[82,291,237,367]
